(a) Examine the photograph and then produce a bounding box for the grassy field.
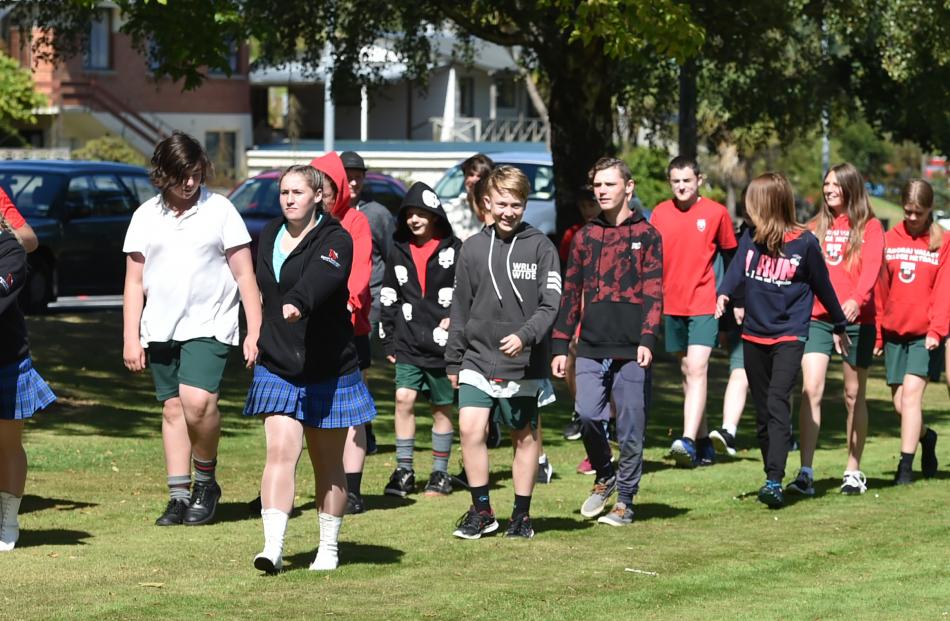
[3,310,949,620]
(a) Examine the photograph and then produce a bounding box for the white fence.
[0,148,72,161]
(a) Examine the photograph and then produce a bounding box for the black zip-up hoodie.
[552,209,663,358]
[445,221,561,380]
[0,232,29,366]
[380,182,462,367]
[256,212,359,383]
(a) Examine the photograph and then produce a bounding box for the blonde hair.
[0,213,12,234]
[485,165,530,204]
[812,162,875,266]
[901,178,942,252]
[745,172,803,257]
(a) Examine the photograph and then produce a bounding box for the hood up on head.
[395,181,453,242]
[310,152,352,220]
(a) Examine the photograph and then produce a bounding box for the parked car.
[434,151,556,236]
[0,160,155,311]
[229,169,407,258]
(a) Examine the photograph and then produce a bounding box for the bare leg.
[394,388,418,439]
[682,345,712,439]
[161,397,192,476]
[798,353,831,469]
[843,363,869,471]
[178,385,221,461]
[260,415,303,513]
[431,403,454,434]
[459,407,491,487]
[0,421,26,496]
[304,427,348,516]
[510,426,540,497]
[342,425,366,474]
[898,375,928,454]
[721,368,748,429]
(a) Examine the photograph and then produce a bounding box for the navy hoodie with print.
[380,182,462,367]
[0,231,29,365]
[445,222,561,380]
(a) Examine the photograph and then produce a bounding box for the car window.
[91,175,137,216]
[434,165,464,199]
[496,162,554,200]
[119,175,157,205]
[0,172,66,217]
[230,177,281,217]
[362,180,404,214]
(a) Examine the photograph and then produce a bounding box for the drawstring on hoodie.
[487,228,524,306]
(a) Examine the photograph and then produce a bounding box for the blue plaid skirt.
[243,365,376,429]
[0,357,56,420]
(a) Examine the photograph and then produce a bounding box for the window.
[0,173,65,217]
[495,76,517,109]
[230,177,281,218]
[457,77,475,117]
[206,131,237,181]
[209,39,240,76]
[65,175,136,218]
[433,165,464,200]
[83,9,111,70]
[120,175,157,205]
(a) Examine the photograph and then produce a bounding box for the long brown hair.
[746,172,803,257]
[812,162,875,266]
[901,178,942,252]
[149,131,213,203]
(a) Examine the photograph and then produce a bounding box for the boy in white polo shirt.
[122,131,262,526]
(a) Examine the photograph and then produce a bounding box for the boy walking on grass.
[446,165,561,540]
[379,182,462,497]
[552,157,662,526]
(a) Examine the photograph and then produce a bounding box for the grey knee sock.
[193,456,217,485]
[168,474,191,502]
[431,430,453,473]
[395,437,414,470]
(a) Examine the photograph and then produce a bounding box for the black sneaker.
[384,467,415,497]
[183,481,221,525]
[452,506,498,540]
[504,513,535,539]
[757,481,784,508]
[696,437,716,467]
[345,491,365,515]
[709,428,737,456]
[423,470,453,496]
[487,415,502,449]
[247,495,262,517]
[155,498,188,526]
[921,428,938,478]
[562,414,582,441]
[450,466,469,490]
[365,423,378,456]
[894,459,914,485]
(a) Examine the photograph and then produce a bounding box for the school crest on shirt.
[825,242,843,266]
[898,260,916,284]
[321,248,341,268]
[696,218,707,232]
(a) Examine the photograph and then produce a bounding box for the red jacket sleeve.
[343,210,373,335]
[0,189,26,229]
[853,218,885,309]
[873,259,890,349]
[928,238,950,342]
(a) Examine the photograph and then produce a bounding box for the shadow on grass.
[20,494,97,515]
[634,502,690,521]
[341,494,418,512]
[531,516,594,533]
[17,528,92,547]
[283,542,404,569]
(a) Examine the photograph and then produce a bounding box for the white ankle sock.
[0,492,22,552]
[260,508,289,560]
[538,453,547,464]
[800,466,814,478]
[310,512,342,570]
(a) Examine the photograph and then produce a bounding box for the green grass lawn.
[870,197,903,229]
[3,310,949,620]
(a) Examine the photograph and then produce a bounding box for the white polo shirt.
[123,188,251,347]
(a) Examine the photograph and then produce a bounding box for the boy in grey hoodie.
[445,165,561,540]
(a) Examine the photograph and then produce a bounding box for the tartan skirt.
[243,364,376,429]
[0,357,56,420]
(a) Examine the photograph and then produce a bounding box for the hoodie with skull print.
[444,221,561,380]
[380,182,462,367]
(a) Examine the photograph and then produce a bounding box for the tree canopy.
[0,51,46,146]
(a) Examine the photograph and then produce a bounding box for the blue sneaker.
[696,437,715,466]
[757,480,784,508]
[669,437,697,468]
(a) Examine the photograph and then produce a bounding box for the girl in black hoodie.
[243,165,375,573]
[0,218,56,551]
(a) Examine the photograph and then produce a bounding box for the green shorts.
[884,338,945,385]
[457,384,538,430]
[147,337,231,401]
[394,363,454,406]
[726,328,744,372]
[664,314,718,353]
[804,320,875,368]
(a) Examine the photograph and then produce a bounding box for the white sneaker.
[840,470,867,495]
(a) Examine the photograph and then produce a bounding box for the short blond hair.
[485,165,530,204]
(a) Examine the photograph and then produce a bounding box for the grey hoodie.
[445,222,561,380]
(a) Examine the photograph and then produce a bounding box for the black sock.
[581,418,614,480]
[346,472,363,497]
[512,494,531,519]
[470,484,491,513]
[900,451,915,467]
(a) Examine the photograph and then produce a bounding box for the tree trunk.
[678,58,698,159]
[544,44,614,238]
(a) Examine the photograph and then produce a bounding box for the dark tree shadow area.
[283,542,404,570]
[16,528,92,547]
[20,494,98,515]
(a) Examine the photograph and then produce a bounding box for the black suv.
[0,160,155,311]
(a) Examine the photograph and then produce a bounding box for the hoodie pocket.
[465,318,533,372]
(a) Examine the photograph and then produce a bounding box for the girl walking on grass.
[716,172,848,508]
[874,179,949,484]
[0,215,56,551]
[123,132,261,527]
[244,165,375,573]
[790,163,884,497]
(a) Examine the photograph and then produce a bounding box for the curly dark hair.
[149,131,213,199]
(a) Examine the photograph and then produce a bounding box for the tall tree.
[1,0,703,233]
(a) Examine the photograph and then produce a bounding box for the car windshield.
[0,172,67,217]
[435,162,554,201]
[230,177,281,217]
